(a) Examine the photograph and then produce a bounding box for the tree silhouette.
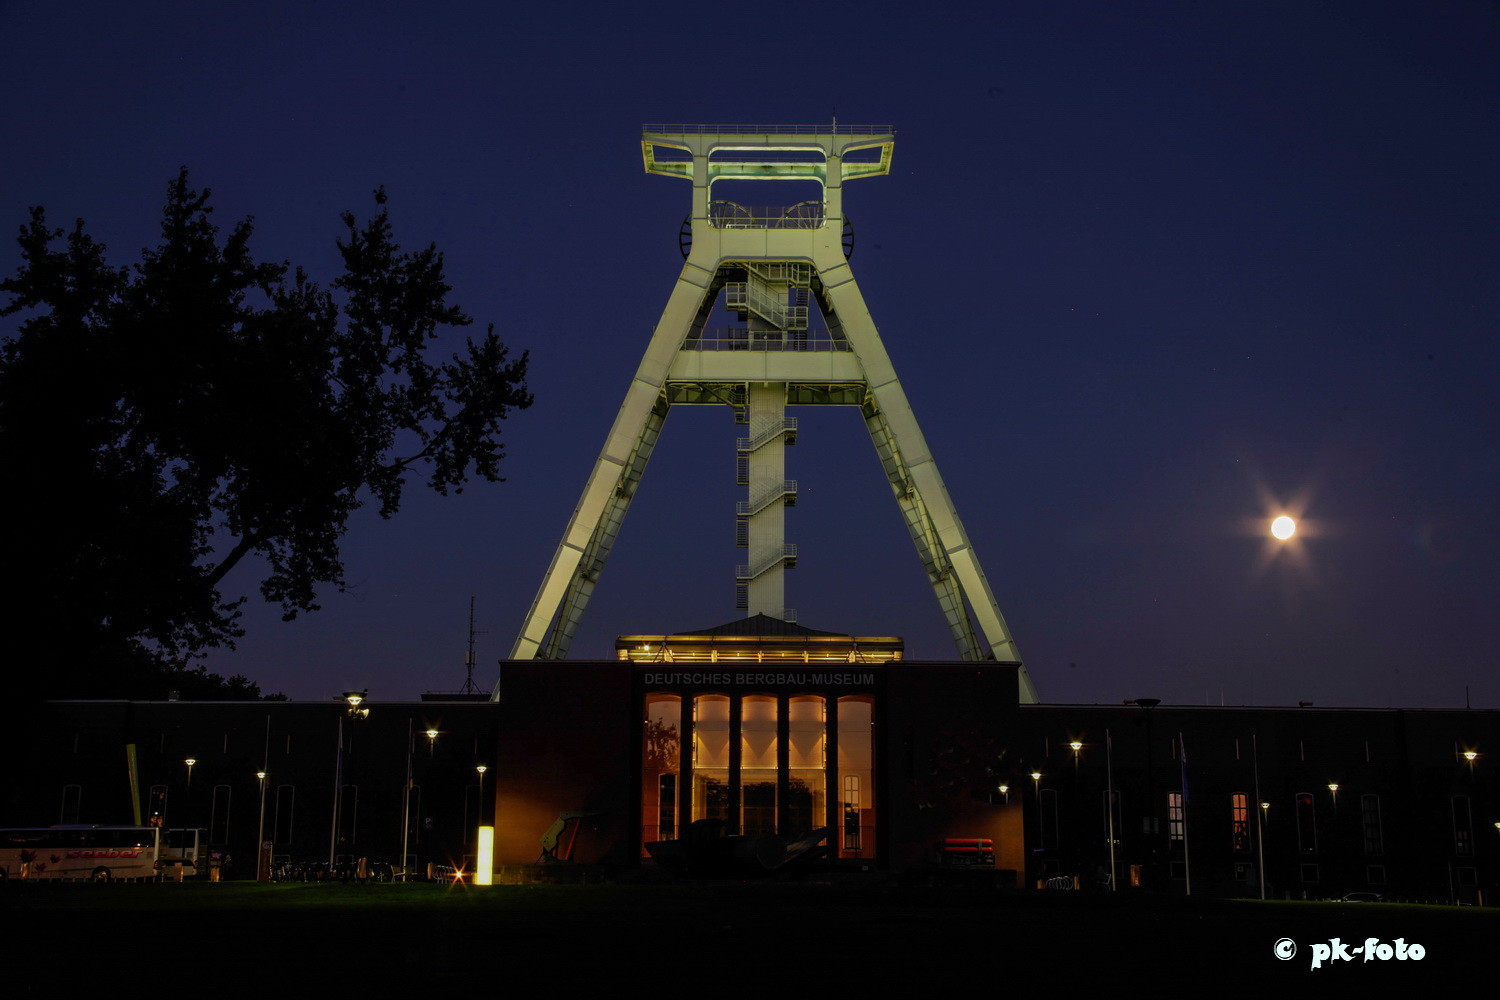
[0,170,531,698]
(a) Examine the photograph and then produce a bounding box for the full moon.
[1271,515,1296,540]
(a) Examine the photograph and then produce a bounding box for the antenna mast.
[462,596,487,695]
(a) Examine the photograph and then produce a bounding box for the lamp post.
[330,691,370,866]
[183,758,197,831]
[1127,698,1161,888]
[1030,770,1043,838]
[476,764,489,826]
[400,719,415,880]
[1028,770,1043,887]
[1259,801,1270,898]
[1464,750,1478,776]
[255,771,269,882]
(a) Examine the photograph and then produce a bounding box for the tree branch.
[204,532,261,589]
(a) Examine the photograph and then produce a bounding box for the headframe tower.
[505,124,1038,703]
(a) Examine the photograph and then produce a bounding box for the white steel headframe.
[503,125,1038,703]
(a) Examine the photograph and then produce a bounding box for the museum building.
[12,613,1498,904]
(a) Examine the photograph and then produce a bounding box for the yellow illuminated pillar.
[476,825,494,886]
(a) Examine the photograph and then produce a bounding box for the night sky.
[3,2,1496,708]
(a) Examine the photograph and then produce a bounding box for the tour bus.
[0,826,205,881]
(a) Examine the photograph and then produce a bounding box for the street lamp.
[344,690,370,718]
[426,728,439,756]
[1069,741,1083,773]
[1464,750,1478,776]
[1257,800,1270,900]
[183,758,197,831]
[1029,770,1044,882]
[255,771,269,882]
[1030,770,1043,833]
[330,691,371,865]
[998,783,1010,804]
[476,763,489,824]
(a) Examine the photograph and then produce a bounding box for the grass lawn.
[5,879,1491,993]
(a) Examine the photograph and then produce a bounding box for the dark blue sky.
[3,2,1496,707]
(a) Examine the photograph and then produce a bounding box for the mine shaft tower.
[506,124,1038,703]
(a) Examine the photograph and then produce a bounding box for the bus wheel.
[91,867,111,883]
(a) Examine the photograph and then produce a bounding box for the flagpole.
[1254,733,1266,900]
[1106,729,1118,891]
[1180,731,1191,896]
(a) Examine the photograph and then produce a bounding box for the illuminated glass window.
[1231,793,1249,852]
[640,690,868,857]
[1168,792,1184,842]
[692,695,731,824]
[787,696,826,837]
[741,695,778,836]
[1295,792,1317,853]
[838,697,875,858]
[1361,795,1383,855]
[642,694,682,849]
